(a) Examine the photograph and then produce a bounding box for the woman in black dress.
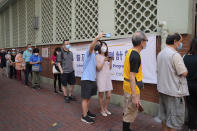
[183,38,197,131]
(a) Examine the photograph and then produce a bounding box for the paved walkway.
[0,76,163,131]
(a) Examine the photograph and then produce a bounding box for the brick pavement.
[0,76,164,131]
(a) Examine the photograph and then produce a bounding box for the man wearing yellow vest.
[123,31,148,131]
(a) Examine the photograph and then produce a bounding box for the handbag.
[136,80,144,89]
[124,78,144,89]
[52,65,60,74]
[55,65,60,72]
[32,65,40,72]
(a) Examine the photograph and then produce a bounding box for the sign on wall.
[70,35,157,84]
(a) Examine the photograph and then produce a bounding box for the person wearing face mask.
[96,41,113,117]
[57,40,76,103]
[30,48,42,89]
[23,44,33,86]
[157,33,189,131]
[51,47,62,93]
[122,31,147,131]
[80,33,105,124]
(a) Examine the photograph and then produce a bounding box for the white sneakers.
[100,110,111,117]
[101,111,108,117]
[105,110,111,115]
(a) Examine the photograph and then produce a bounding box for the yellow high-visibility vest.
[123,49,143,95]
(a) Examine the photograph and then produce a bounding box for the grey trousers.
[32,71,40,87]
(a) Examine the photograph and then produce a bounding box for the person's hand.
[96,32,105,40]
[108,57,113,62]
[132,95,140,108]
[60,70,63,74]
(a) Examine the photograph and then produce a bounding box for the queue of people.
[0,44,42,89]
[0,31,197,131]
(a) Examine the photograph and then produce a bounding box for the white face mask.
[101,46,107,53]
[34,53,39,56]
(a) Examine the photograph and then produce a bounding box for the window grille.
[18,0,26,46]
[55,0,72,42]
[75,0,99,40]
[115,0,157,35]
[41,0,53,44]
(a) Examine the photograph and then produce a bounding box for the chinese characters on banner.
[70,35,157,84]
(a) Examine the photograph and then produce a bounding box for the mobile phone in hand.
[107,57,114,62]
[104,33,111,38]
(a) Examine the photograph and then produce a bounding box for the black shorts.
[61,71,76,86]
[81,80,97,99]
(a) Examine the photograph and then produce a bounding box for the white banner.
[70,35,157,84]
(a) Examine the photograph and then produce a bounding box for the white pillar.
[159,21,168,50]
[52,0,56,43]
[35,0,42,46]
[9,4,13,48]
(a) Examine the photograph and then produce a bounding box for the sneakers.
[81,115,94,124]
[37,85,41,89]
[69,95,76,101]
[105,110,111,115]
[64,95,76,103]
[101,111,108,117]
[64,96,70,103]
[54,90,58,94]
[101,110,111,117]
[87,111,96,118]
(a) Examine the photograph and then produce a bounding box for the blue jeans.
[25,62,32,85]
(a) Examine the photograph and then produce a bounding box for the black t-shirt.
[10,55,15,67]
[183,55,197,83]
[129,50,141,73]
[11,55,15,62]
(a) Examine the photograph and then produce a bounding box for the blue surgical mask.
[177,42,183,51]
[28,48,32,51]
[65,45,70,50]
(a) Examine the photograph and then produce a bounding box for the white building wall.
[0,0,194,48]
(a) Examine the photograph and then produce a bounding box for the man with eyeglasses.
[122,31,148,131]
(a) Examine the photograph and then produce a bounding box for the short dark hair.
[53,47,61,56]
[27,43,31,46]
[166,33,181,45]
[188,37,197,55]
[132,31,147,47]
[63,39,69,44]
[33,48,39,53]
